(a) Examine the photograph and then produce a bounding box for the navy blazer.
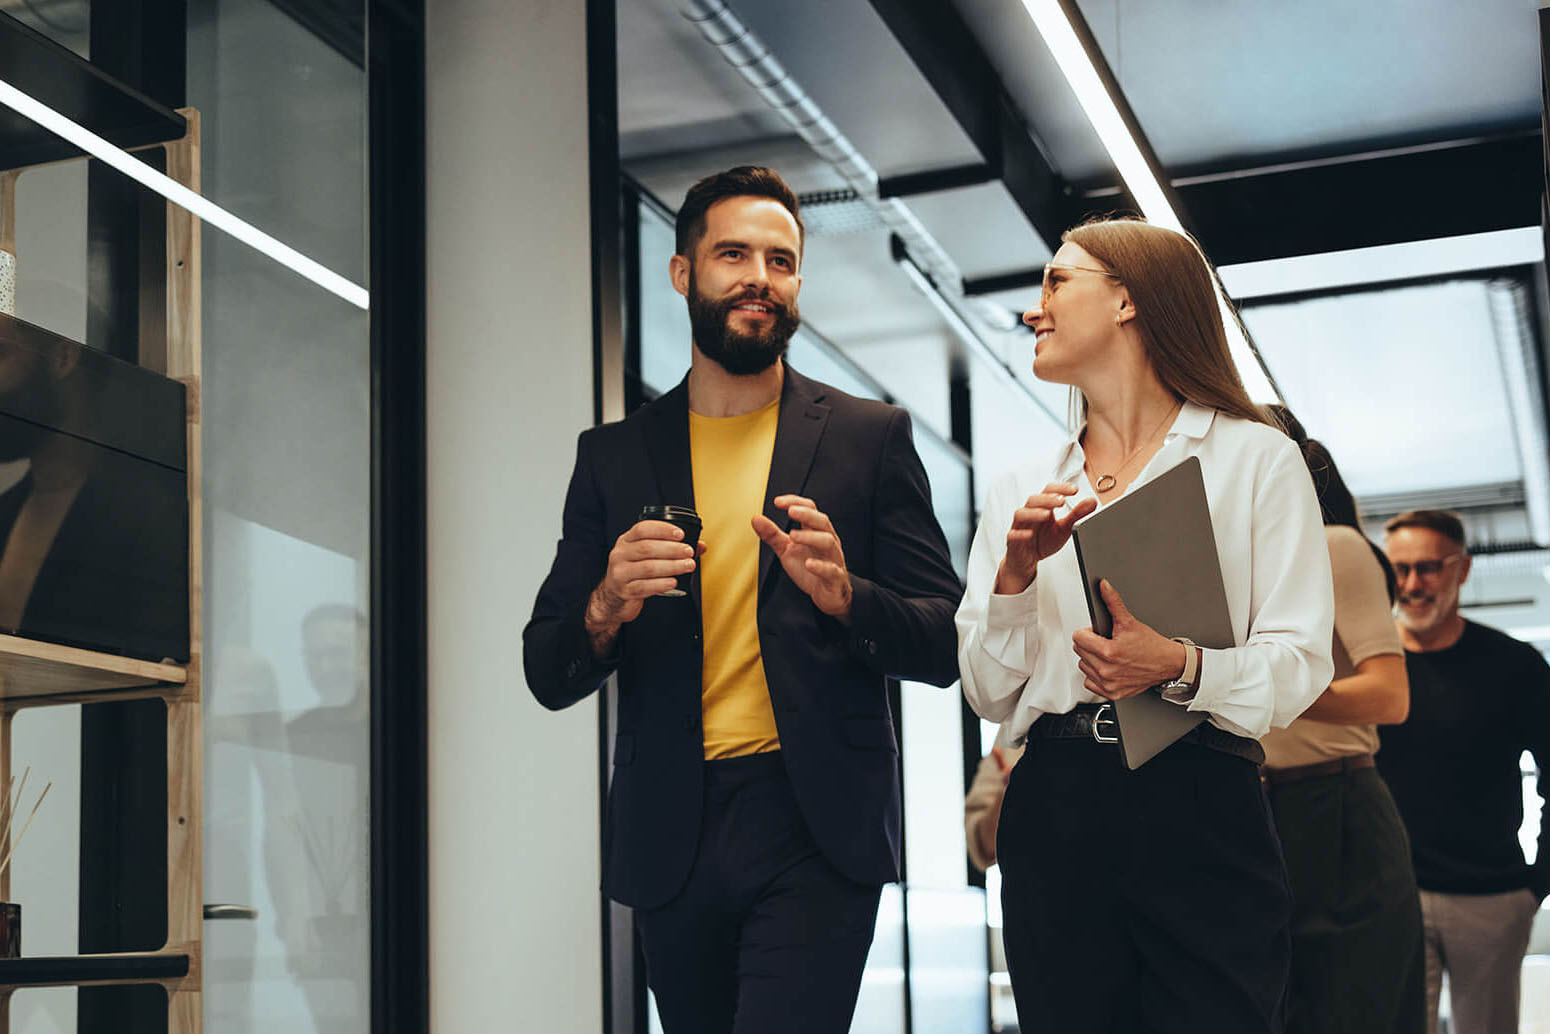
[523,366,963,909]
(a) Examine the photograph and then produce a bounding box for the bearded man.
[523,166,961,1033]
[1377,509,1550,1034]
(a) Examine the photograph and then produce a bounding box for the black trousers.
[636,751,882,1034]
[1268,766,1426,1034]
[998,737,1293,1034]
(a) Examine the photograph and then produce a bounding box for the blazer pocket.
[843,717,897,752]
[613,733,635,766]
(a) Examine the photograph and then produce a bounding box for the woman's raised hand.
[994,482,1097,595]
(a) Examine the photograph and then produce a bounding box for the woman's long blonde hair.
[1063,218,1273,429]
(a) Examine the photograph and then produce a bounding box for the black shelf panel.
[0,312,186,472]
[0,12,186,171]
[0,952,188,987]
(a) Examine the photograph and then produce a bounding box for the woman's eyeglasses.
[1041,263,1121,304]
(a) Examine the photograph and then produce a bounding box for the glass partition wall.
[0,1,420,1030]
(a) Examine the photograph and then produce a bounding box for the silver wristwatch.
[1158,636,1198,692]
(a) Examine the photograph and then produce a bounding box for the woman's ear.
[1114,289,1137,326]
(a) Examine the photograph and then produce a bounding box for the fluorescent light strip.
[1018,0,1279,403]
[1220,228,1545,300]
[1018,0,1182,233]
[0,79,369,311]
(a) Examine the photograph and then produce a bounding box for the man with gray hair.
[1377,509,1550,1034]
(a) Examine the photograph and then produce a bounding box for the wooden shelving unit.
[0,12,204,1032]
[0,636,185,705]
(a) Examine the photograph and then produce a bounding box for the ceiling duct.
[678,0,1058,425]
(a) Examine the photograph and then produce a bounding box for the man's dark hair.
[674,165,804,259]
[1385,509,1467,549]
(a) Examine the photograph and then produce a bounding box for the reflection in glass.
[0,313,186,660]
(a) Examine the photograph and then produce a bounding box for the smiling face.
[1021,242,1132,387]
[671,195,803,376]
[1386,525,1469,636]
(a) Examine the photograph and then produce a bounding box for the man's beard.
[687,271,800,376]
[1396,587,1455,635]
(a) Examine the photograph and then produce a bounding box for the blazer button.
[864,639,878,656]
[565,659,582,677]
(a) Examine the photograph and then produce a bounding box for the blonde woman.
[957,218,1333,1034]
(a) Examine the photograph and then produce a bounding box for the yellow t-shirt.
[689,397,781,760]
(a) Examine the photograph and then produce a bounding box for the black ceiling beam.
[1163,132,1543,267]
[963,269,1041,297]
[878,162,997,198]
[969,131,1543,283]
[866,0,1090,248]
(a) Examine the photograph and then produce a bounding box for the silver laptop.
[1071,457,1236,769]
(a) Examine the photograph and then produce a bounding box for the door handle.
[203,903,259,920]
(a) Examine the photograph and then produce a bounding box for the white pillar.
[427,1,603,1030]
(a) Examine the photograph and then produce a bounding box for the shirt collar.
[1052,400,1217,481]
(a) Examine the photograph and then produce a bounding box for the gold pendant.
[1095,475,1117,492]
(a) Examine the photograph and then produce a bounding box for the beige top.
[1261,525,1402,769]
[964,738,1025,872]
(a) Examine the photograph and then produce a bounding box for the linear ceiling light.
[0,79,369,311]
[1017,0,1182,233]
[1018,0,1280,404]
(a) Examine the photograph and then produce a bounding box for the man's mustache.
[722,289,789,315]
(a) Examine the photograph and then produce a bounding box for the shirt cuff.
[1168,646,1230,714]
[984,576,1039,631]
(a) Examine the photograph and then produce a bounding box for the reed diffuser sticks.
[0,766,52,880]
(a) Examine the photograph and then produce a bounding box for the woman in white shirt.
[957,218,1334,1034]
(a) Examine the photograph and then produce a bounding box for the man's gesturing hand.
[585,520,703,652]
[752,494,853,621]
[995,482,1097,595]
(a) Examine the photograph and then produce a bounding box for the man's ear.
[669,253,690,299]
[1458,553,1472,586]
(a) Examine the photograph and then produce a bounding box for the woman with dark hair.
[1262,406,1423,1034]
[957,217,1334,1033]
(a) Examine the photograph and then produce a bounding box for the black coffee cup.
[639,505,701,598]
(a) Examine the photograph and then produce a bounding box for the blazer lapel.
[758,366,830,603]
[641,378,702,611]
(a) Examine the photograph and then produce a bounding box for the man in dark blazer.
[523,166,962,1033]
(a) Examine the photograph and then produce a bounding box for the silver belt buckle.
[1091,703,1120,744]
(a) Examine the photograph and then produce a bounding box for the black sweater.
[1377,620,1550,898]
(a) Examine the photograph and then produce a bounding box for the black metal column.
[366,1,428,1034]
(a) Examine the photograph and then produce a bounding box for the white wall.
[426,2,604,1031]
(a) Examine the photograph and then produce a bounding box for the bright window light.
[0,78,369,311]
[1220,228,1544,300]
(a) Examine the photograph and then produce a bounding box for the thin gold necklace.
[1087,401,1182,493]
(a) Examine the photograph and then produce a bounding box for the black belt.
[1031,703,1265,765]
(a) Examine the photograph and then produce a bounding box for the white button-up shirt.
[956,402,1335,744]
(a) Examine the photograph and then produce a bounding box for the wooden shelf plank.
[0,13,187,172]
[0,635,185,701]
[0,951,188,989]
